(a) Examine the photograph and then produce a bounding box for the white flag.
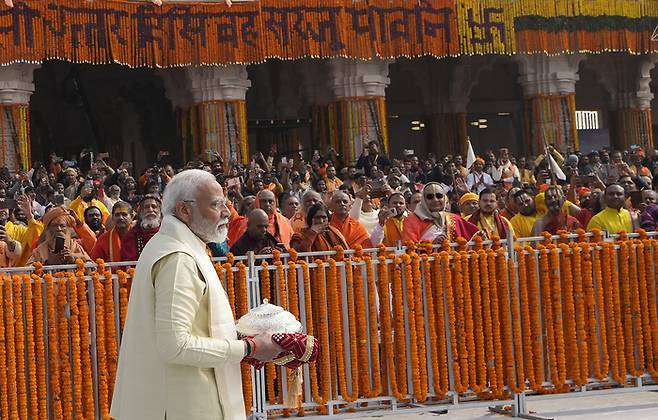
[466,139,476,169]
[548,152,567,181]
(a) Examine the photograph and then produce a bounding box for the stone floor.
[349,390,658,419]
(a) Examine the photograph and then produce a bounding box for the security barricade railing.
[1,228,658,419]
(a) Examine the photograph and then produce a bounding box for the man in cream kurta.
[112,170,281,420]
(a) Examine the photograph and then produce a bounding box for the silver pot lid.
[236,299,303,336]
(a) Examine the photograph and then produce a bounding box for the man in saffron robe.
[466,188,514,240]
[230,190,294,249]
[329,191,372,248]
[91,201,133,262]
[403,183,479,243]
[371,193,407,247]
[532,186,581,236]
[227,196,255,246]
[120,195,162,261]
[290,191,322,233]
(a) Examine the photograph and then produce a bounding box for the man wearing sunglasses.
[402,183,478,243]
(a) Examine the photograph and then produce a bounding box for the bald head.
[330,191,351,218]
[302,190,322,210]
[247,208,269,239]
[258,190,276,214]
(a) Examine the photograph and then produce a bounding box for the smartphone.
[54,194,65,205]
[97,152,109,159]
[54,236,65,254]
[227,177,240,188]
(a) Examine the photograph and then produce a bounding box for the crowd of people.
[3,140,658,267]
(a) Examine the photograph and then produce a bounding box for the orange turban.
[42,206,75,228]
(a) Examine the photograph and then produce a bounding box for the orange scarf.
[330,214,372,248]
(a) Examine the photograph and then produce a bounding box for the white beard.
[140,215,161,230]
[188,214,228,244]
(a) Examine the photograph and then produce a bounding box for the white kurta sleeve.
[154,253,246,367]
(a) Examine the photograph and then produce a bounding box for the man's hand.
[61,245,74,263]
[251,332,284,362]
[67,209,83,228]
[16,194,33,221]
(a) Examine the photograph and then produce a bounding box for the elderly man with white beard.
[112,169,282,420]
[119,194,162,261]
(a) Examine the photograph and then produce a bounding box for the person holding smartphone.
[27,206,91,265]
[370,192,408,247]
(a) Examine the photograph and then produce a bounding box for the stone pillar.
[593,54,658,150]
[327,58,392,162]
[160,68,196,162]
[0,64,38,172]
[515,54,584,154]
[186,65,251,164]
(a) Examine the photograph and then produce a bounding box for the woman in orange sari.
[403,182,479,243]
[290,203,348,252]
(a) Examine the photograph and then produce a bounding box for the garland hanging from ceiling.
[0,0,657,68]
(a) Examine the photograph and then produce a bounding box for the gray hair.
[162,169,218,216]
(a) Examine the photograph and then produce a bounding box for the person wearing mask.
[0,210,21,267]
[27,206,92,265]
[458,192,479,218]
[510,189,538,239]
[403,183,478,243]
[70,181,110,223]
[329,191,372,248]
[91,201,133,262]
[370,193,408,247]
[290,190,321,233]
[230,209,286,255]
[466,188,514,240]
[84,206,105,238]
[587,184,637,234]
[290,203,348,252]
[120,195,162,261]
[532,186,582,235]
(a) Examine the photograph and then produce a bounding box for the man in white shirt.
[466,158,494,193]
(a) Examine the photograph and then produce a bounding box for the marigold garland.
[391,256,408,396]
[76,271,94,420]
[57,275,73,420]
[538,246,559,391]
[489,250,504,397]
[402,254,422,400]
[411,252,428,401]
[558,244,580,385]
[603,242,625,384]
[67,273,84,420]
[479,249,497,397]
[443,252,463,394]
[452,251,469,393]
[645,240,658,379]
[260,261,278,406]
[422,255,443,396]
[591,242,609,381]
[23,274,38,420]
[45,273,63,420]
[517,247,537,390]
[628,240,644,376]
[563,243,588,386]
[507,256,525,394]
[460,251,476,393]
[30,273,47,420]
[222,262,236,314]
[364,255,382,397]
[274,251,287,309]
[118,270,129,332]
[12,275,28,420]
[549,245,567,391]
[103,270,119,401]
[618,242,635,377]
[0,275,8,418]
[312,259,331,411]
[94,273,110,418]
[235,262,253,414]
